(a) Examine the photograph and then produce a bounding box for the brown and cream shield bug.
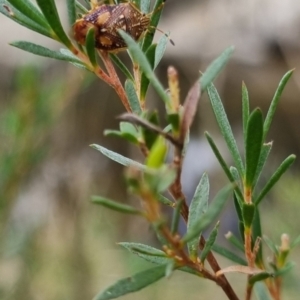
[73,2,151,52]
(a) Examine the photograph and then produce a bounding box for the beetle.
[73,2,151,52]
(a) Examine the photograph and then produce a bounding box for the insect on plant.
[73,0,173,52]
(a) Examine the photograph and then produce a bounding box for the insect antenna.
[148,26,175,46]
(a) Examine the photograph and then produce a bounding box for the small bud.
[280,233,290,252]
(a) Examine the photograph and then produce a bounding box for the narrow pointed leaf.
[212,244,247,265]
[76,0,89,14]
[274,261,295,277]
[6,0,49,27]
[263,235,279,255]
[200,46,234,92]
[93,265,167,300]
[253,142,272,188]
[225,232,244,252]
[10,41,84,64]
[119,242,200,276]
[67,0,76,26]
[255,155,296,205]
[207,84,244,175]
[157,194,173,206]
[205,132,244,203]
[242,203,255,228]
[140,44,156,100]
[254,282,272,300]
[182,184,232,243]
[233,193,243,222]
[140,0,150,13]
[245,108,264,188]
[91,196,143,215]
[242,82,250,143]
[263,70,294,140]
[141,0,164,51]
[165,260,175,278]
[187,173,209,257]
[118,30,171,108]
[124,80,142,114]
[0,2,52,38]
[91,144,145,169]
[110,55,134,82]
[171,200,183,234]
[230,166,242,191]
[154,33,168,69]
[119,243,168,265]
[36,0,73,47]
[86,27,97,66]
[249,272,272,285]
[200,222,219,262]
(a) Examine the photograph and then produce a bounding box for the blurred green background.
[1,0,300,299]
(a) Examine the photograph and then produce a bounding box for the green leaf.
[249,272,272,285]
[110,54,134,82]
[146,136,167,169]
[120,122,138,136]
[205,132,243,203]
[245,108,264,188]
[207,84,244,176]
[142,0,164,51]
[200,222,219,262]
[171,200,183,234]
[6,0,49,28]
[93,265,167,300]
[91,144,145,169]
[154,33,168,69]
[253,142,272,188]
[124,80,142,114]
[263,235,278,255]
[104,130,138,144]
[157,194,173,206]
[142,111,159,149]
[263,70,294,140]
[187,173,209,257]
[36,0,73,47]
[91,196,143,215]
[75,0,89,14]
[165,260,175,278]
[255,155,296,205]
[67,0,76,26]
[212,244,247,265]
[225,232,244,252]
[242,82,250,141]
[119,30,171,108]
[254,281,272,300]
[242,203,255,228]
[140,0,151,14]
[0,1,52,38]
[86,27,97,67]
[119,242,200,276]
[182,184,232,243]
[145,166,176,193]
[200,46,234,92]
[119,243,168,265]
[233,193,243,223]
[10,41,85,65]
[274,261,295,277]
[140,44,156,100]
